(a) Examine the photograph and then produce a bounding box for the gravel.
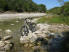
[0,13,46,20]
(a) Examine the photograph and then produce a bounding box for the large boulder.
[5,29,12,34]
[20,31,37,44]
[0,36,13,51]
[20,24,50,44]
[2,35,12,40]
[0,41,13,51]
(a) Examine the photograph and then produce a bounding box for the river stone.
[24,43,29,47]
[28,31,37,43]
[20,23,69,45]
[0,29,2,31]
[34,30,46,38]
[0,41,5,47]
[5,29,12,34]
[29,43,34,47]
[10,24,15,26]
[5,40,11,44]
[20,32,37,44]
[20,36,29,44]
[3,35,12,40]
[4,44,12,51]
[0,41,12,51]
[16,21,19,23]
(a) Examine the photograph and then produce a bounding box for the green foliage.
[37,15,69,25]
[37,16,47,23]
[37,16,63,23]
[63,2,69,16]
[0,0,46,12]
[37,4,46,12]
[47,2,69,24]
[48,7,61,15]
[48,2,69,16]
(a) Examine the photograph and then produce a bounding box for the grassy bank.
[37,15,69,25]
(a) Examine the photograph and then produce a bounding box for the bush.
[37,15,69,25]
[0,0,46,12]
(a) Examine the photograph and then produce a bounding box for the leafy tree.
[0,0,46,12]
[48,7,61,15]
[38,4,46,12]
[62,2,69,16]
[48,1,69,16]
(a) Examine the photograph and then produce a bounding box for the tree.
[0,0,46,12]
[48,1,69,16]
[62,2,69,16]
[38,4,46,12]
[48,7,61,15]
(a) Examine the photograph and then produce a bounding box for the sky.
[32,0,69,10]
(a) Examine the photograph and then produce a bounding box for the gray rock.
[2,35,12,40]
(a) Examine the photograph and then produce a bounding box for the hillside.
[0,0,46,12]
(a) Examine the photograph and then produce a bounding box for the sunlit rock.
[0,41,5,47]
[28,31,37,43]
[0,41,12,51]
[37,24,50,32]
[10,24,15,26]
[20,36,29,44]
[4,44,12,51]
[16,21,19,23]
[0,29,2,31]
[0,35,13,51]
[34,31,46,38]
[61,24,64,26]
[20,23,50,44]
[3,35,12,40]
[5,29,12,34]
[20,31,37,44]
[24,43,29,47]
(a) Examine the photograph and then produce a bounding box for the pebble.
[5,29,12,34]
[20,36,29,44]
[16,21,19,23]
[0,29,2,31]
[10,24,15,26]
[0,41,5,47]
[3,35,12,40]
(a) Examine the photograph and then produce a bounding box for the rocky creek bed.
[4,23,69,52]
[0,19,69,52]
